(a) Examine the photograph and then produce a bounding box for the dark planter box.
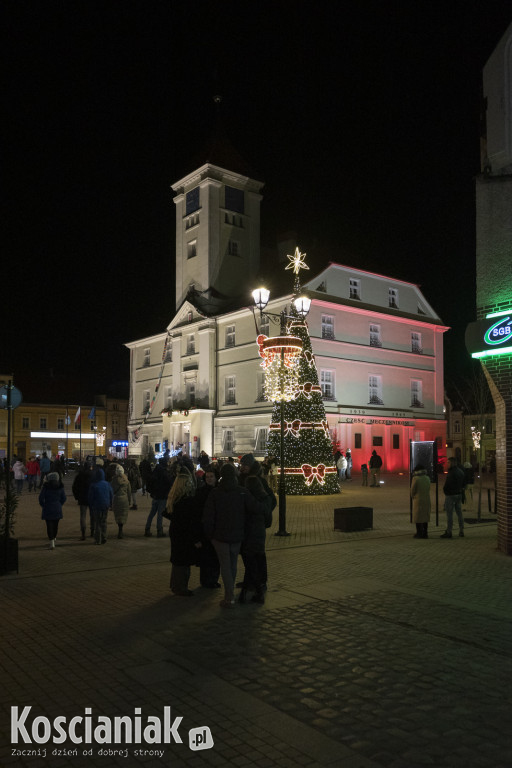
[334,507,373,532]
[0,538,19,575]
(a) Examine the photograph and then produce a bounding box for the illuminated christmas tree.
[262,250,338,495]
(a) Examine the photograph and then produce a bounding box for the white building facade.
[127,152,448,473]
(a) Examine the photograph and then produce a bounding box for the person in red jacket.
[26,457,41,493]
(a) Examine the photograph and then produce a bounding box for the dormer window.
[349,278,361,300]
[143,348,150,367]
[389,288,399,308]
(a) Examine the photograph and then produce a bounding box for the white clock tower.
[172,128,264,313]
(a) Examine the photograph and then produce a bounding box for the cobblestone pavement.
[0,475,510,768]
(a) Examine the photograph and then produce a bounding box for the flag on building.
[88,407,96,421]
[74,406,81,425]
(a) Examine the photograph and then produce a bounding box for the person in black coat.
[72,463,93,540]
[194,465,221,588]
[39,472,66,550]
[239,475,272,604]
[238,454,276,597]
[168,468,201,596]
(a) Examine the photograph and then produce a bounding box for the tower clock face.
[186,187,200,215]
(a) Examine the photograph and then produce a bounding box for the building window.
[349,278,361,300]
[40,417,47,430]
[186,335,195,354]
[228,239,240,257]
[186,381,196,406]
[259,315,270,337]
[368,375,383,405]
[143,391,150,414]
[164,344,172,363]
[225,186,244,213]
[187,240,197,260]
[112,418,119,435]
[370,323,382,347]
[164,386,173,410]
[454,420,461,434]
[320,370,335,400]
[225,375,236,405]
[57,418,64,430]
[373,436,383,446]
[389,288,399,308]
[225,325,236,348]
[90,421,96,431]
[255,427,269,452]
[223,428,234,454]
[22,417,29,430]
[321,315,334,340]
[354,433,362,449]
[113,402,119,411]
[256,371,267,401]
[143,348,150,367]
[411,379,424,408]
[411,332,422,354]
[393,434,400,449]
[187,311,193,323]
[186,187,200,215]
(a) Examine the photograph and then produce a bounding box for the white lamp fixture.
[293,294,311,318]
[252,287,270,312]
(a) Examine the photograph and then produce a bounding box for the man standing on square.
[441,458,465,539]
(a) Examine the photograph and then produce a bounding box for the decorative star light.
[285,247,309,275]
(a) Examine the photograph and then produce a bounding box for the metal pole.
[276,319,290,536]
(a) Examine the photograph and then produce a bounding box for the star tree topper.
[285,247,309,276]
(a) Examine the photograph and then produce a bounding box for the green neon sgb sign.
[466,311,512,359]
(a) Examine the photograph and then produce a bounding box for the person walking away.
[238,454,276,593]
[369,450,383,486]
[72,462,93,539]
[12,458,26,495]
[26,457,40,493]
[167,467,201,596]
[145,458,172,537]
[239,474,272,604]
[203,463,259,608]
[410,464,431,538]
[361,463,368,486]
[139,457,152,496]
[462,461,475,510]
[345,449,353,480]
[88,467,113,544]
[336,452,347,481]
[39,452,51,487]
[111,464,132,539]
[39,471,66,549]
[127,460,141,509]
[194,465,221,588]
[441,457,465,538]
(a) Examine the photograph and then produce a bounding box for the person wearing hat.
[203,463,260,608]
[39,472,66,550]
[111,464,132,539]
[167,467,200,596]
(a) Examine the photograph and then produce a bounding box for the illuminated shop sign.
[112,441,129,447]
[465,310,512,359]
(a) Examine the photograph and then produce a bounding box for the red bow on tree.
[284,419,302,437]
[301,463,326,485]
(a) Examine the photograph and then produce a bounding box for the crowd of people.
[25,450,277,608]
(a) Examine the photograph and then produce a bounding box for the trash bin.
[334,507,373,532]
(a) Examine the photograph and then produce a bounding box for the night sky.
[4,1,511,403]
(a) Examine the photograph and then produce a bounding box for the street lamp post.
[252,284,311,536]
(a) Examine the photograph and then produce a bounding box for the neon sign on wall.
[465,310,512,359]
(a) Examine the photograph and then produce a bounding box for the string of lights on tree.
[259,249,338,495]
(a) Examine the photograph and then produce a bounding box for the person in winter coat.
[145,458,172,537]
[26,457,40,493]
[72,462,93,540]
[336,452,347,481]
[38,452,51,487]
[441,457,465,539]
[203,463,260,608]
[410,464,431,539]
[88,467,113,544]
[345,449,353,481]
[194,466,221,588]
[39,471,66,549]
[168,467,202,596]
[369,450,383,486]
[111,464,132,539]
[139,458,152,495]
[12,458,27,494]
[127,461,141,509]
[238,454,276,596]
[239,474,272,604]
